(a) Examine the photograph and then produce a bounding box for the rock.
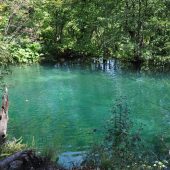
[58,151,86,169]
[9,160,23,170]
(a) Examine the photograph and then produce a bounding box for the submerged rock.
[58,151,86,169]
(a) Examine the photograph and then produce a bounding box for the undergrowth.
[0,137,27,159]
[83,97,170,170]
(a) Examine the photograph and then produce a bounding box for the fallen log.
[0,150,32,169]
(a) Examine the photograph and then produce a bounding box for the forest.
[0,0,170,170]
[0,0,169,65]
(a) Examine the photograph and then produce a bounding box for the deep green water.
[4,63,170,152]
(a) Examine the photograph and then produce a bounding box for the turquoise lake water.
[4,63,170,152]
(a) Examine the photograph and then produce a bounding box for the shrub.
[85,97,170,170]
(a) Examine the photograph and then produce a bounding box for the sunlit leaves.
[0,0,169,63]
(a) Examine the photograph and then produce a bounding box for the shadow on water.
[51,58,139,74]
[48,57,170,75]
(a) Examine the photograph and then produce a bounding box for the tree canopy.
[0,0,169,65]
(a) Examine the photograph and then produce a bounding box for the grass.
[0,137,27,159]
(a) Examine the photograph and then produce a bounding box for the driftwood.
[0,149,59,170]
[0,87,9,142]
[0,150,32,169]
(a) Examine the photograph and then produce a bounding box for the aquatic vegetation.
[84,98,170,170]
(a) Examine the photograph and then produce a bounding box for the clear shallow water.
[3,63,170,152]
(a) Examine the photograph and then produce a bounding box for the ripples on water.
[3,60,170,154]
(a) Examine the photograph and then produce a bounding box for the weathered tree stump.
[0,87,9,142]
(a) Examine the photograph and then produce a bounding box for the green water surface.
[4,64,170,152]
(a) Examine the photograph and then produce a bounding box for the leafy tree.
[0,0,169,65]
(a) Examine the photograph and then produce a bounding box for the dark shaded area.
[0,150,60,170]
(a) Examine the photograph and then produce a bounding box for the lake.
[4,61,170,153]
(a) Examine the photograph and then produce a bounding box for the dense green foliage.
[0,0,169,65]
[44,0,170,63]
[0,0,42,64]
